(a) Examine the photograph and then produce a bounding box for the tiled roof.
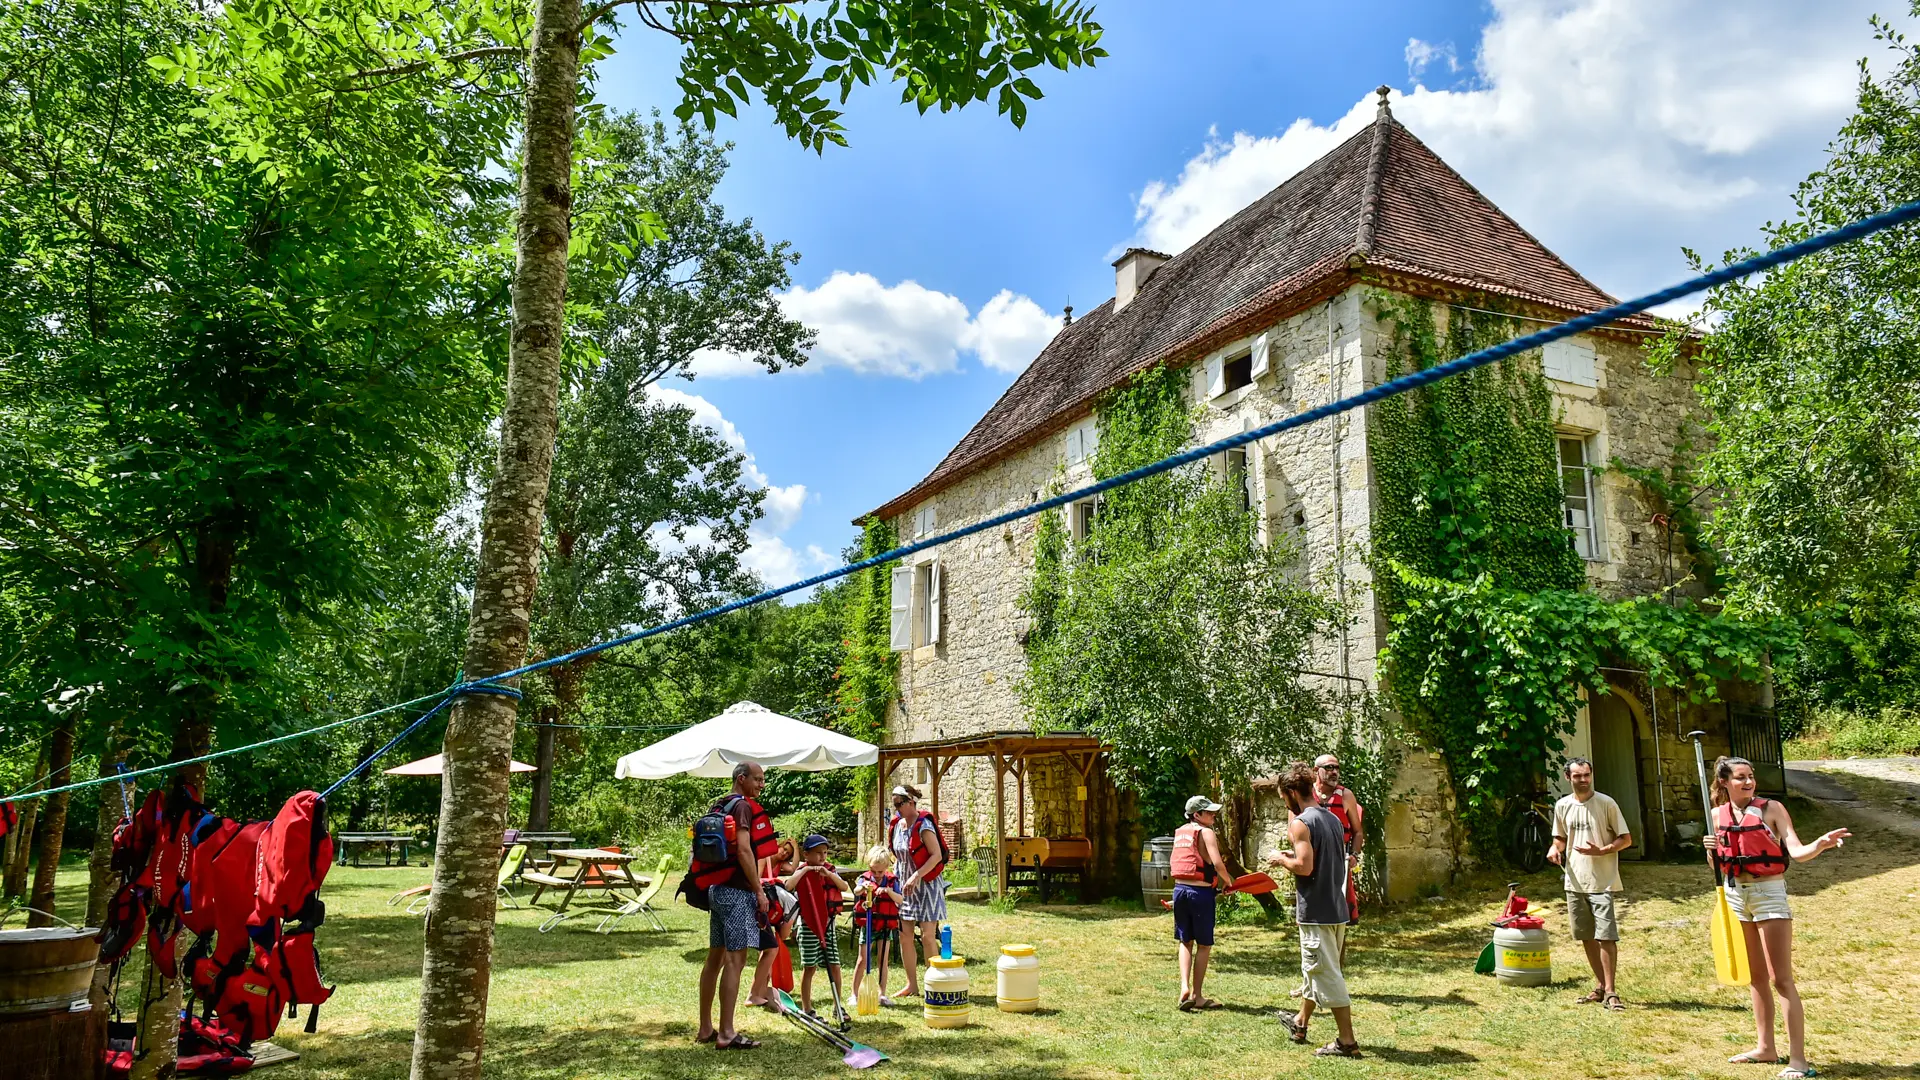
[863,101,1644,524]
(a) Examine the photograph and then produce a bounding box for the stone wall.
[881,282,1724,902]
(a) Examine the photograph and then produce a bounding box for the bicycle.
[1500,794,1554,873]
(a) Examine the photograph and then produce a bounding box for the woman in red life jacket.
[850,845,904,1007]
[1171,795,1234,1012]
[1704,756,1848,1080]
[886,784,946,999]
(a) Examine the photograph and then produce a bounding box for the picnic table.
[337,831,416,867]
[522,848,647,933]
[507,831,576,878]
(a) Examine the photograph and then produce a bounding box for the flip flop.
[1775,1068,1817,1079]
[1177,997,1196,1012]
[695,1031,717,1044]
[1196,998,1225,1010]
[715,1035,760,1050]
[1729,1052,1783,1065]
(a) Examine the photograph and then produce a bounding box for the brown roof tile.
[863,110,1645,524]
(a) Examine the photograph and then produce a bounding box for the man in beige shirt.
[1548,757,1632,1011]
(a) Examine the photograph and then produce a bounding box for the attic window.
[1064,417,1099,466]
[1205,351,1255,399]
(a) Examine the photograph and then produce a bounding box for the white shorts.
[1297,923,1350,1009]
[1726,876,1791,923]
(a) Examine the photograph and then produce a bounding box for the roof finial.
[1062,304,1074,326]
[1376,85,1392,119]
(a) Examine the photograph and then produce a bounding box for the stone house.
[859,92,1780,902]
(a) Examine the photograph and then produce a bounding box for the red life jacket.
[1318,787,1357,849]
[795,869,842,940]
[1713,797,1788,878]
[688,795,778,892]
[0,800,16,842]
[250,791,333,931]
[853,871,900,934]
[890,810,944,882]
[1170,821,1216,884]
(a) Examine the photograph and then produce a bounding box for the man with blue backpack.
[688,761,779,1051]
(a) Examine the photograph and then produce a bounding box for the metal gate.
[1727,703,1786,795]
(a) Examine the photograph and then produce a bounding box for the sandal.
[1275,1010,1308,1044]
[695,1031,717,1045]
[715,1035,760,1051]
[1576,988,1606,1004]
[1315,1040,1363,1058]
[1197,998,1224,1010]
[1177,997,1197,1012]
[1603,993,1626,1012]
[1729,1051,1783,1065]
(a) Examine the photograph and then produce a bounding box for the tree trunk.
[26,718,76,927]
[527,713,556,830]
[3,741,49,898]
[1219,787,1283,916]
[409,1,578,1075]
[89,728,131,1009]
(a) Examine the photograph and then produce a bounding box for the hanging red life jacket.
[1170,821,1216,884]
[687,795,778,893]
[144,786,207,972]
[0,800,16,843]
[250,791,333,932]
[1713,797,1788,878]
[890,810,945,882]
[852,871,900,934]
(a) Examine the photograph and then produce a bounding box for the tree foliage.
[1019,365,1340,791]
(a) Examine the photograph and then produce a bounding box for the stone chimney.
[1112,247,1170,310]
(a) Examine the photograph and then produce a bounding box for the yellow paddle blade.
[855,971,879,1016]
[1710,886,1751,987]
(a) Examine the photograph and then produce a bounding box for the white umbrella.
[383,753,539,777]
[613,700,876,779]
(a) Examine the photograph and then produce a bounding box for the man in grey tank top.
[1269,762,1361,1058]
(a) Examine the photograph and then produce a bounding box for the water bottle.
[939,922,953,959]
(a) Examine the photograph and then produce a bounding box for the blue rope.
[7,196,1919,806]
[317,683,524,800]
[115,762,132,819]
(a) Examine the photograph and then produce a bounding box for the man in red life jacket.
[696,762,777,1052]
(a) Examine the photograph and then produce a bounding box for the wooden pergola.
[873,730,1106,897]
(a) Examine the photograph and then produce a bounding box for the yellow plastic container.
[923,956,972,1028]
[996,943,1039,1012]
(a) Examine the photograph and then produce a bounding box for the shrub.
[1785,706,1920,759]
[773,807,851,844]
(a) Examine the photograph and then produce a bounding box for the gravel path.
[1787,756,1920,840]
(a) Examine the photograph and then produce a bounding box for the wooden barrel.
[1140,836,1175,911]
[0,1004,107,1080]
[0,927,100,1015]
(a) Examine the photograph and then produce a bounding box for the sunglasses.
[1318,764,1340,772]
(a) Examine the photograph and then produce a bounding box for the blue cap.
[802,833,831,850]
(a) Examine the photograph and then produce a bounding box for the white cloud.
[694,271,1060,379]
[1404,38,1458,81]
[1129,0,1906,298]
[649,386,833,588]
[963,290,1062,373]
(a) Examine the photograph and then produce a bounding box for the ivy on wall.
[1370,295,1791,847]
[838,517,899,812]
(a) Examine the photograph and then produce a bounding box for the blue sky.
[593,1,1902,588]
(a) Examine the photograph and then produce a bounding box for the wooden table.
[522,848,647,933]
[337,832,416,867]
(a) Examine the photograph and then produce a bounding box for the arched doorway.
[1588,693,1646,859]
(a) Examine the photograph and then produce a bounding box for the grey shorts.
[1297,923,1350,1009]
[1726,876,1792,923]
[709,884,760,952]
[1565,891,1620,942]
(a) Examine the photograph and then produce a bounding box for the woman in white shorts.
[1705,757,1849,1080]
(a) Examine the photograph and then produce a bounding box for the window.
[891,561,942,651]
[914,505,937,539]
[1224,448,1253,514]
[1205,351,1254,399]
[1543,339,1598,387]
[1069,498,1099,542]
[1064,417,1099,466]
[1560,436,1600,560]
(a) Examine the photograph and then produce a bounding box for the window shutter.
[1205,356,1225,399]
[1082,421,1098,463]
[927,561,942,645]
[1249,333,1270,378]
[889,566,913,651]
[1543,340,1597,387]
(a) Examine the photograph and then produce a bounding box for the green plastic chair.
[597,852,673,933]
[404,843,527,915]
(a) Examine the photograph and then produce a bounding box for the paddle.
[775,988,890,1069]
[1689,730,1752,988]
[855,906,880,1016]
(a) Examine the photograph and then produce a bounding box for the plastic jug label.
[1499,947,1550,969]
[924,989,969,1007]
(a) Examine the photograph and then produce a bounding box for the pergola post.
[992,750,1007,898]
[1068,752,1096,838]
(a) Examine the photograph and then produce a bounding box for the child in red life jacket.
[785,834,852,1020]
[1703,755,1849,1080]
[850,846,904,1006]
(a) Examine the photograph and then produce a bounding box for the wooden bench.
[337,832,415,867]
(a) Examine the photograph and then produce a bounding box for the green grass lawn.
[53,793,1920,1078]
